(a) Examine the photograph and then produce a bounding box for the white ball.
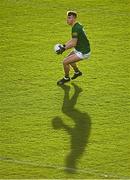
[54,44,62,53]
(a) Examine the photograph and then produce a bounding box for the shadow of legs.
[52,83,91,173]
[65,111,91,173]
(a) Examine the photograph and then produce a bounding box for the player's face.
[67,15,75,25]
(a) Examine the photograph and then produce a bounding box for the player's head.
[67,11,77,26]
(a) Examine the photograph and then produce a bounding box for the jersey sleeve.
[72,32,78,38]
[72,26,80,38]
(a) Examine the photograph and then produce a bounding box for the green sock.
[65,75,69,79]
[74,67,80,73]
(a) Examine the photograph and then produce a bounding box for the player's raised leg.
[57,54,81,85]
[67,51,82,79]
[70,62,82,79]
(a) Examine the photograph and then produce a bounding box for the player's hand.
[56,45,65,54]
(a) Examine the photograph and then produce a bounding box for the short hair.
[67,11,77,18]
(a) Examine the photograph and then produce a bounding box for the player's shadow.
[52,83,91,173]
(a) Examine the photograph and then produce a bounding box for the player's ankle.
[65,75,70,79]
[74,67,80,73]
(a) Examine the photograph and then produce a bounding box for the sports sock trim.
[75,71,80,74]
[64,77,70,80]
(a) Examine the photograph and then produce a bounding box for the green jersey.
[72,22,90,54]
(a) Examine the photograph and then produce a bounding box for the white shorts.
[74,49,91,60]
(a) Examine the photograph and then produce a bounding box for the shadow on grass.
[52,83,91,173]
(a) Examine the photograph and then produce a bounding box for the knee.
[63,58,68,66]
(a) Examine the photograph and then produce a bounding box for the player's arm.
[56,38,77,54]
[56,32,78,54]
[64,38,77,50]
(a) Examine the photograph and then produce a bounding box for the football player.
[56,11,91,85]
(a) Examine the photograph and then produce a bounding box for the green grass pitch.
[0,0,130,179]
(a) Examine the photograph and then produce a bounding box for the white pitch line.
[0,157,129,179]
